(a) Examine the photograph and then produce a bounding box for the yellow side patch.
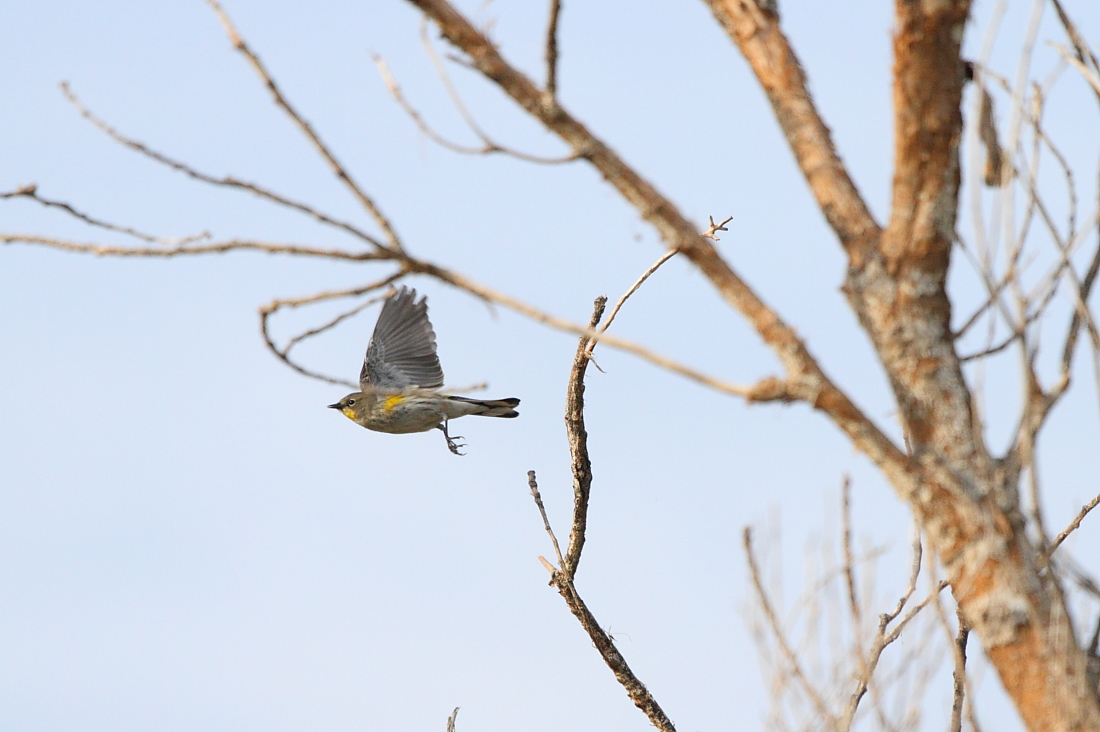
[382,395,405,413]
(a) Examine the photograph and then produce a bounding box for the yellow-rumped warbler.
[328,286,519,455]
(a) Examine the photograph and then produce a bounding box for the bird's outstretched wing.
[360,287,445,391]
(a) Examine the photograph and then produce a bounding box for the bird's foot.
[438,421,466,456]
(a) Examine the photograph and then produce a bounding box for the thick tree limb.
[701,0,881,262]
[403,0,912,505]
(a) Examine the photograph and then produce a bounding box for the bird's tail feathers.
[446,395,520,418]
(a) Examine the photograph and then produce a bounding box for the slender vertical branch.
[949,610,971,732]
[744,527,838,729]
[841,475,861,627]
[563,297,606,579]
[527,470,565,570]
[544,0,562,98]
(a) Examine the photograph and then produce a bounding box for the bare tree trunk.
[703,1,1100,729]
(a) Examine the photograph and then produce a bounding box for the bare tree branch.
[839,525,938,732]
[585,252,676,362]
[417,21,576,165]
[841,475,861,629]
[701,0,881,260]
[259,273,406,387]
[745,527,838,730]
[544,0,562,99]
[527,470,565,571]
[404,0,910,511]
[1047,491,1100,557]
[550,576,676,732]
[1,233,381,261]
[563,297,605,579]
[57,82,386,249]
[1,184,208,245]
[527,297,676,732]
[949,609,971,732]
[202,0,403,252]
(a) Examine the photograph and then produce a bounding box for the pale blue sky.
[2,2,1098,730]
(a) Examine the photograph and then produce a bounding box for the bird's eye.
[346,398,356,406]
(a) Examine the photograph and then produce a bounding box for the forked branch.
[526,297,675,732]
[203,0,403,252]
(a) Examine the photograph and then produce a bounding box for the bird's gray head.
[328,392,367,422]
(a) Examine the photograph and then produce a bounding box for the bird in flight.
[328,287,519,455]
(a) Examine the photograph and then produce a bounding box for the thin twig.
[959,331,1023,363]
[842,475,861,628]
[584,216,727,361]
[281,294,391,360]
[744,527,838,728]
[952,259,1017,341]
[1027,453,1050,555]
[544,0,562,98]
[949,609,970,732]
[1,234,380,261]
[585,250,676,360]
[260,273,406,387]
[881,580,950,648]
[57,83,387,249]
[203,0,403,253]
[418,21,576,165]
[1059,230,1100,378]
[884,523,924,626]
[702,215,733,241]
[1,184,208,245]
[374,55,490,156]
[1047,491,1100,556]
[527,470,565,570]
[1052,43,1100,100]
[930,563,983,732]
[446,707,459,732]
[840,524,926,731]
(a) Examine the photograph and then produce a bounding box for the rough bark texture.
[704,1,1100,729]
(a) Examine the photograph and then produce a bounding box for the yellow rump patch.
[382,395,405,413]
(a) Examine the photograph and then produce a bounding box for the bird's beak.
[327,402,342,410]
